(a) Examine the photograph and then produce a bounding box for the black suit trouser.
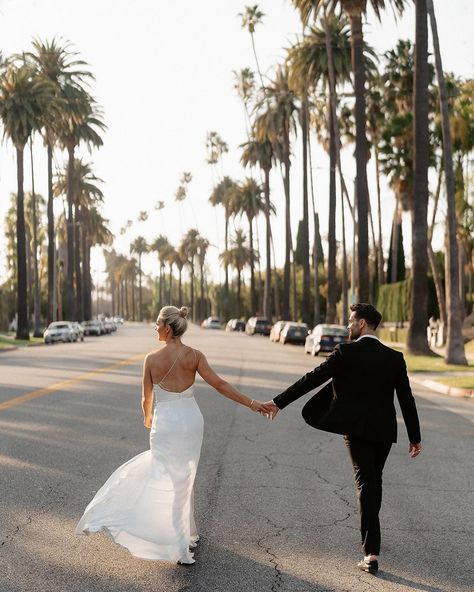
[344,436,392,555]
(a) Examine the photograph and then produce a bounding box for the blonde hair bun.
[158,305,188,337]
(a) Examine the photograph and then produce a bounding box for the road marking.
[0,353,145,412]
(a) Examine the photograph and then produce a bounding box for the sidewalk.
[382,340,474,400]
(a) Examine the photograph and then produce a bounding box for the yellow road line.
[0,353,145,412]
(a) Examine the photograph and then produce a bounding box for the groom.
[263,303,422,574]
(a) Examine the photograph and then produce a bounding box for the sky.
[0,0,473,287]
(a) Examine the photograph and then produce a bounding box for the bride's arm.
[196,352,266,414]
[142,355,154,429]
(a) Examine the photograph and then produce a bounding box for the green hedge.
[376,278,439,323]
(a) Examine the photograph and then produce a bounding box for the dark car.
[226,319,246,332]
[279,322,308,345]
[305,324,349,356]
[245,316,272,336]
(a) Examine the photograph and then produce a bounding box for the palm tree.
[233,177,271,315]
[54,158,104,321]
[293,0,408,301]
[239,5,266,92]
[427,0,467,364]
[220,230,252,318]
[58,86,105,320]
[255,65,298,319]
[407,0,431,354]
[287,14,353,322]
[233,67,256,126]
[208,176,239,300]
[26,37,93,324]
[196,236,210,321]
[179,229,200,320]
[83,207,112,319]
[130,236,149,322]
[0,63,55,339]
[151,235,171,309]
[240,136,275,319]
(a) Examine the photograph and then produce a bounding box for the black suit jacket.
[273,337,421,444]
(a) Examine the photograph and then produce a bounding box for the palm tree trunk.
[66,144,76,320]
[15,147,29,340]
[236,269,242,318]
[308,130,321,326]
[190,265,195,321]
[263,167,272,320]
[428,165,447,331]
[138,255,143,321]
[327,100,337,323]
[75,209,83,321]
[374,145,384,286]
[178,268,183,306]
[248,217,257,314]
[427,0,467,363]
[169,265,173,305]
[340,175,349,325]
[283,125,292,319]
[83,235,92,321]
[29,140,42,337]
[346,7,370,301]
[407,0,431,355]
[200,263,205,321]
[131,273,136,321]
[301,90,311,325]
[47,142,56,323]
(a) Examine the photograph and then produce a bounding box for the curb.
[0,346,18,353]
[410,375,474,400]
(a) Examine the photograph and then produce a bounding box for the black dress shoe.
[357,558,378,574]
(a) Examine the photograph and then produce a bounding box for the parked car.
[204,317,221,330]
[305,324,349,356]
[279,322,308,345]
[104,318,116,333]
[113,316,124,325]
[70,321,84,342]
[81,319,102,336]
[43,322,74,344]
[269,320,290,342]
[245,317,272,336]
[226,319,246,332]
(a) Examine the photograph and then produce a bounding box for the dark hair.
[350,303,382,330]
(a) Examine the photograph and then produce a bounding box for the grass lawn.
[0,334,44,347]
[436,375,474,390]
[393,348,474,373]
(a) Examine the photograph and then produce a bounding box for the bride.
[76,305,267,564]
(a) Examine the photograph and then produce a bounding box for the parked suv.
[245,317,272,336]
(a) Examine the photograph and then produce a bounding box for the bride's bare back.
[147,344,199,393]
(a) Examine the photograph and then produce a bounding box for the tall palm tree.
[233,67,256,126]
[0,63,55,339]
[58,86,105,320]
[54,158,104,321]
[130,236,149,322]
[208,176,239,300]
[151,235,171,310]
[407,0,431,354]
[287,14,353,322]
[293,0,408,301]
[255,65,297,319]
[233,177,271,315]
[26,37,93,324]
[239,5,266,92]
[220,230,252,319]
[196,236,210,321]
[427,0,467,364]
[240,136,275,319]
[179,229,200,320]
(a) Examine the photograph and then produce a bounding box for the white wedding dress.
[75,383,204,563]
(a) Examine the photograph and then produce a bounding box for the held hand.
[262,401,279,420]
[144,416,152,430]
[409,442,422,458]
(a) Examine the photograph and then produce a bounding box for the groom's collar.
[355,334,379,342]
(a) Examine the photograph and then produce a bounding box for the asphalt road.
[0,323,472,592]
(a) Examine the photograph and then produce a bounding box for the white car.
[44,322,75,344]
[204,317,221,329]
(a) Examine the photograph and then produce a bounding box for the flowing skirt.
[75,389,203,563]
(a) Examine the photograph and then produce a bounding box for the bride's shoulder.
[145,348,163,362]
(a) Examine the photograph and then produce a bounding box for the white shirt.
[355,334,379,342]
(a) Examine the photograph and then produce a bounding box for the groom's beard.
[349,328,361,341]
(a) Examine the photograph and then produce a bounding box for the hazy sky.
[1,0,473,285]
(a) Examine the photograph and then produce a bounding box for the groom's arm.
[273,345,343,410]
[394,352,421,445]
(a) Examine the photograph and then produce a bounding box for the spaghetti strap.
[158,346,186,388]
